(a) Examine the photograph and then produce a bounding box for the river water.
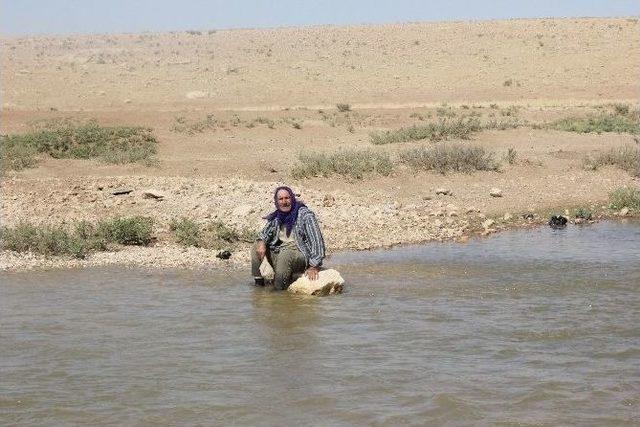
[1,221,639,425]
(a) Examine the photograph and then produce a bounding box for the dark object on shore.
[549,215,568,229]
[112,188,133,196]
[254,278,265,286]
[216,250,232,260]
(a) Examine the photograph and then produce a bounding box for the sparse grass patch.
[171,114,220,134]
[169,218,255,248]
[250,117,276,129]
[1,120,158,171]
[291,149,393,180]
[282,117,303,129]
[0,216,153,258]
[97,217,154,246]
[582,144,640,176]
[574,207,593,220]
[370,118,482,145]
[609,187,640,210]
[484,118,523,130]
[170,217,201,247]
[336,103,351,112]
[548,114,640,134]
[398,143,500,174]
[504,147,518,165]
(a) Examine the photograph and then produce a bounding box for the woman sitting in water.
[252,186,326,290]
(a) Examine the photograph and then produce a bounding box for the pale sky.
[1,0,639,36]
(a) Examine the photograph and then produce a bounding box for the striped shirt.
[258,206,326,267]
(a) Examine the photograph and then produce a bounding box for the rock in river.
[288,269,344,296]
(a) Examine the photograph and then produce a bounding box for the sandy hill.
[2,17,639,111]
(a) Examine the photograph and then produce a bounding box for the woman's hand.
[256,240,266,260]
[305,266,319,281]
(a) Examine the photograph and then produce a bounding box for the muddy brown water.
[1,221,639,425]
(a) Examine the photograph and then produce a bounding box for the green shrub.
[97,217,154,245]
[0,138,39,171]
[0,220,114,258]
[609,187,640,210]
[170,217,201,247]
[548,114,640,134]
[398,143,500,174]
[574,208,593,220]
[583,144,640,177]
[291,149,393,180]
[370,118,482,145]
[0,120,158,171]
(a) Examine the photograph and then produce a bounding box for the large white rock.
[288,269,345,296]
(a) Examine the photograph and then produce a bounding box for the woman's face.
[276,189,292,212]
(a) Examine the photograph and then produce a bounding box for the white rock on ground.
[288,269,345,296]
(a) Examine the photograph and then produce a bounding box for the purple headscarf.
[264,186,305,237]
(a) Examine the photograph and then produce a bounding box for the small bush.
[171,114,220,135]
[583,144,640,177]
[548,114,640,134]
[504,147,518,165]
[170,217,201,247]
[97,217,153,246]
[291,149,393,180]
[398,143,500,174]
[609,187,640,210]
[370,118,482,145]
[612,103,630,116]
[249,117,276,129]
[574,208,593,220]
[0,139,39,171]
[336,103,351,112]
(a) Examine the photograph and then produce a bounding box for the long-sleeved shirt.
[258,206,326,267]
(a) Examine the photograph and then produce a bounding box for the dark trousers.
[251,245,307,290]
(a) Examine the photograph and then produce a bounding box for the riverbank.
[1,176,637,272]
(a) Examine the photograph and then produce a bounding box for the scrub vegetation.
[0,118,158,171]
[370,118,483,145]
[169,218,255,248]
[609,187,640,210]
[292,143,501,179]
[291,149,393,180]
[547,105,640,134]
[398,143,500,174]
[0,216,154,259]
[583,144,640,176]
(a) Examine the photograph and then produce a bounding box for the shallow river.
[1,221,639,425]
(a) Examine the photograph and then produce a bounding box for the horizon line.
[1,14,638,39]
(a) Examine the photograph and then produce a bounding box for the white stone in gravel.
[489,188,503,197]
[186,90,208,99]
[435,188,451,195]
[503,213,513,221]
[482,219,496,229]
[620,207,630,216]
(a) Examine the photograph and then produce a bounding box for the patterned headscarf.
[264,186,305,237]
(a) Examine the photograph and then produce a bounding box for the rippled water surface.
[2,221,639,425]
